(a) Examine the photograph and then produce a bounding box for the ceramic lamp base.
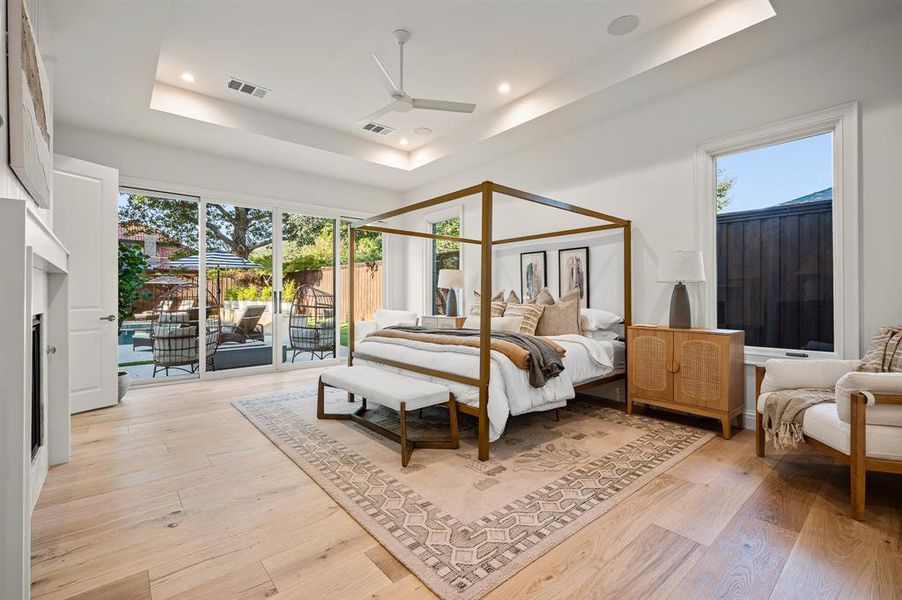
[445,289,459,317]
[669,282,691,329]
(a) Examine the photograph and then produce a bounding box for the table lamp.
[437,269,464,316]
[657,250,705,328]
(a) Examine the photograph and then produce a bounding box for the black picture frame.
[559,246,590,309]
[520,251,547,302]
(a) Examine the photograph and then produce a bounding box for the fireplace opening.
[32,315,43,460]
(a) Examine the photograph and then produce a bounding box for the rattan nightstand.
[627,325,745,438]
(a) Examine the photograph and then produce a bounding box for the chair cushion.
[834,372,902,426]
[320,365,449,412]
[374,309,419,330]
[802,403,902,460]
[760,359,859,393]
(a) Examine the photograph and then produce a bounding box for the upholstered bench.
[317,365,459,466]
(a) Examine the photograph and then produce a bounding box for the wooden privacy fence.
[132,262,382,322]
[287,262,382,322]
[716,199,833,351]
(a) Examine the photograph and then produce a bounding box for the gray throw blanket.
[761,388,835,449]
[384,326,566,388]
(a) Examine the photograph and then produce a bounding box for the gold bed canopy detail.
[347,181,632,461]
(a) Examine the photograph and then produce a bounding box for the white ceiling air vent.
[226,76,270,99]
[361,122,394,136]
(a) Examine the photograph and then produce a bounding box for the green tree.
[118,242,149,328]
[716,166,736,213]
[118,193,272,258]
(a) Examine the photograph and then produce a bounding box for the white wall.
[391,10,902,417]
[54,124,401,216]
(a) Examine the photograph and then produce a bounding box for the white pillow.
[462,315,524,333]
[583,329,622,342]
[579,308,622,331]
[374,309,418,330]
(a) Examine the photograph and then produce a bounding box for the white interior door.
[53,155,119,413]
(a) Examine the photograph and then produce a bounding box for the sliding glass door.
[117,188,201,382]
[278,213,338,365]
[205,201,274,373]
[118,187,352,384]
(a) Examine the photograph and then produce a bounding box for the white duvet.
[354,334,616,441]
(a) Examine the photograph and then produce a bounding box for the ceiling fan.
[358,29,477,124]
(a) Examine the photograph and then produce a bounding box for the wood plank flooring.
[31,368,902,599]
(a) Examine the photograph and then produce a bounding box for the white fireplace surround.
[0,199,70,600]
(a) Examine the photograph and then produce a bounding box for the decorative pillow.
[579,308,623,332]
[530,287,556,306]
[462,315,525,333]
[473,289,504,303]
[858,326,902,372]
[535,289,580,336]
[583,329,622,342]
[470,301,506,317]
[502,303,545,335]
[505,290,521,305]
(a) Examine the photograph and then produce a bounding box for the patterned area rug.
[234,388,713,599]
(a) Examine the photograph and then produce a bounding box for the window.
[431,216,461,315]
[340,220,383,349]
[697,104,859,360]
[715,133,834,352]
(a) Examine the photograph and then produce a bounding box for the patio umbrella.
[165,252,262,304]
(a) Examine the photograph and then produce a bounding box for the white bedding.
[354,334,621,441]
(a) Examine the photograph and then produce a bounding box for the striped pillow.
[471,301,506,317]
[503,303,545,335]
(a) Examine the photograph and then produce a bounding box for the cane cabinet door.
[627,328,673,402]
[673,332,730,410]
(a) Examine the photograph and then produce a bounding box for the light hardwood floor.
[32,368,902,600]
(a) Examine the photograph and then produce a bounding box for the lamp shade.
[657,250,706,283]
[437,269,464,289]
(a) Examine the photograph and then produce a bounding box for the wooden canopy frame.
[348,181,632,461]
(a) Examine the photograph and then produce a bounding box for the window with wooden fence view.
[432,217,461,315]
[715,132,834,352]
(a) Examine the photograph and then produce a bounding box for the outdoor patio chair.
[220,304,267,345]
[150,284,221,376]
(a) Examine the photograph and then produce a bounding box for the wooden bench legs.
[317,377,460,467]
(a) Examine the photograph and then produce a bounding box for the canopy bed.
[348,181,632,461]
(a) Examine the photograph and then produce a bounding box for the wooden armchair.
[755,360,902,520]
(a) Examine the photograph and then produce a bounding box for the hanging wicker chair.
[289,284,335,362]
[151,284,221,377]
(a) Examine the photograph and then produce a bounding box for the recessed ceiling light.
[414,127,432,136]
[607,15,639,36]
[180,72,195,83]
[399,137,409,146]
[498,82,511,94]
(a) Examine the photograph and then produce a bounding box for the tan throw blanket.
[761,388,834,449]
[368,329,566,372]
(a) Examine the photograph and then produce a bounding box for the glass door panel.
[205,202,273,372]
[278,214,337,364]
[117,189,200,382]
[340,220,383,356]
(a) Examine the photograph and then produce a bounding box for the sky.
[716,132,833,213]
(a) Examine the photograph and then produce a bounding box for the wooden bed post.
[348,224,355,366]
[478,181,493,461]
[623,222,632,327]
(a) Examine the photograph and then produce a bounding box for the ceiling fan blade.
[411,98,476,113]
[371,53,401,95]
[356,104,394,125]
